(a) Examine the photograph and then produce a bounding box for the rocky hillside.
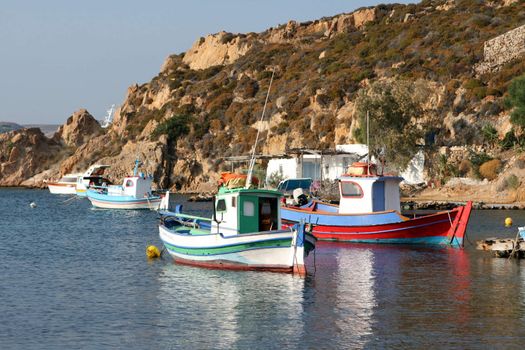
[1,0,525,201]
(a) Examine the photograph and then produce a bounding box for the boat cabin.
[77,164,111,189]
[338,162,403,214]
[106,160,154,198]
[212,187,282,237]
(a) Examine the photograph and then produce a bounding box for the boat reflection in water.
[156,264,306,349]
[302,242,472,348]
[155,242,475,348]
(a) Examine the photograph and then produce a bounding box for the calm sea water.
[1,188,525,349]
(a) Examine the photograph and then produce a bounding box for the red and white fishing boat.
[281,162,472,247]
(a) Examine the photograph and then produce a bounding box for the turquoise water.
[1,188,525,349]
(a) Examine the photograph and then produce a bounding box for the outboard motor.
[293,188,308,206]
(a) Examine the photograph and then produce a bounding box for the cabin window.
[243,201,255,217]
[231,197,236,208]
[216,199,227,212]
[126,180,134,187]
[340,181,363,198]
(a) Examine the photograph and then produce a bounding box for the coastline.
[5,185,525,209]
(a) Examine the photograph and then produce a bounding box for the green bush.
[353,79,423,170]
[481,124,498,145]
[499,130,518,150]
[506,174,520,190]
[508,75,525,128]
[152,114,191,141]
[266,170,285,189]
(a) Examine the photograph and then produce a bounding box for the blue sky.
[0,0,415,124]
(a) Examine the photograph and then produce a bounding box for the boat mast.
[133,159,141,176]
[366,110,370,175]
[245,68,275,189]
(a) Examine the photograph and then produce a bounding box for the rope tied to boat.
[508,230,521,260]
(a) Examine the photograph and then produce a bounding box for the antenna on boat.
[366,110,370,175]
[133,159,141,176]
[245,67,275,189]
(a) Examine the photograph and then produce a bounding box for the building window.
[340,181,363,198]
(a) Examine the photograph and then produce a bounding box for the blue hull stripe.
[87,190,160,204]
[282,207,405,226]
[320,236,463,246]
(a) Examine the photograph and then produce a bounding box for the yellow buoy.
[505,217,513,227]
[146,245,161,259]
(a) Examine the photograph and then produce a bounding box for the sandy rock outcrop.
[183,31,254,70]
[53,109,102,147]
[353,7,381,28]
[0,128,62,187]
[334,101,357,144]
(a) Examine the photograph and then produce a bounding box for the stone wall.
[475,24,525,74]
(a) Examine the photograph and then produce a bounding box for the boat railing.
[219,228,294,239]
[160,211,213,222]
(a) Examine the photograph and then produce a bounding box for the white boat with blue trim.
[87,160,161,210]
[159,174,316,275]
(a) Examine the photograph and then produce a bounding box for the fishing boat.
[158,67,315,274]
[47,174,82,194]
[75,164,112,197]
[158,174,316,274]
[86,160,161,210]
[281,162,472,247]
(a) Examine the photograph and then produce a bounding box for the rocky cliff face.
[0,128,62,186]
[2,0,525,200]
[53,109,103,147]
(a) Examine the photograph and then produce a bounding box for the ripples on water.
[1,189,525,349]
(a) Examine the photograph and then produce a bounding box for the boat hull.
[282,201,472,247]
[87,190,161,210]
[159,223,315,275]
[47,183,77,195]
[76,189,87,197]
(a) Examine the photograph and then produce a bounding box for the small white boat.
[86,160,161,210]
[159,174,316,275]
[76,164,112,197]
[47,174,82,194]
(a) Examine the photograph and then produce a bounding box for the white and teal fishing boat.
[159,175,316,274]
[86,160,161,210]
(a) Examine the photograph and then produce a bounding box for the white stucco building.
[265,145,425,185]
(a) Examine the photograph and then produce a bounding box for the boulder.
[53,109,102,148]
[182,31,253,70]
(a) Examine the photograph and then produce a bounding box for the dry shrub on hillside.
[458,159,472,177]
[479,159,502,180]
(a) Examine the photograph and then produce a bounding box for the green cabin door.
[238,195,259,234]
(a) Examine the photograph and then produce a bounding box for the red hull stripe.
[283,202,473,246]
[171,256,294,273]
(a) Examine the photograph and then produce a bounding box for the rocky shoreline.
[6,183,525,210]
[401,199,525,210]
